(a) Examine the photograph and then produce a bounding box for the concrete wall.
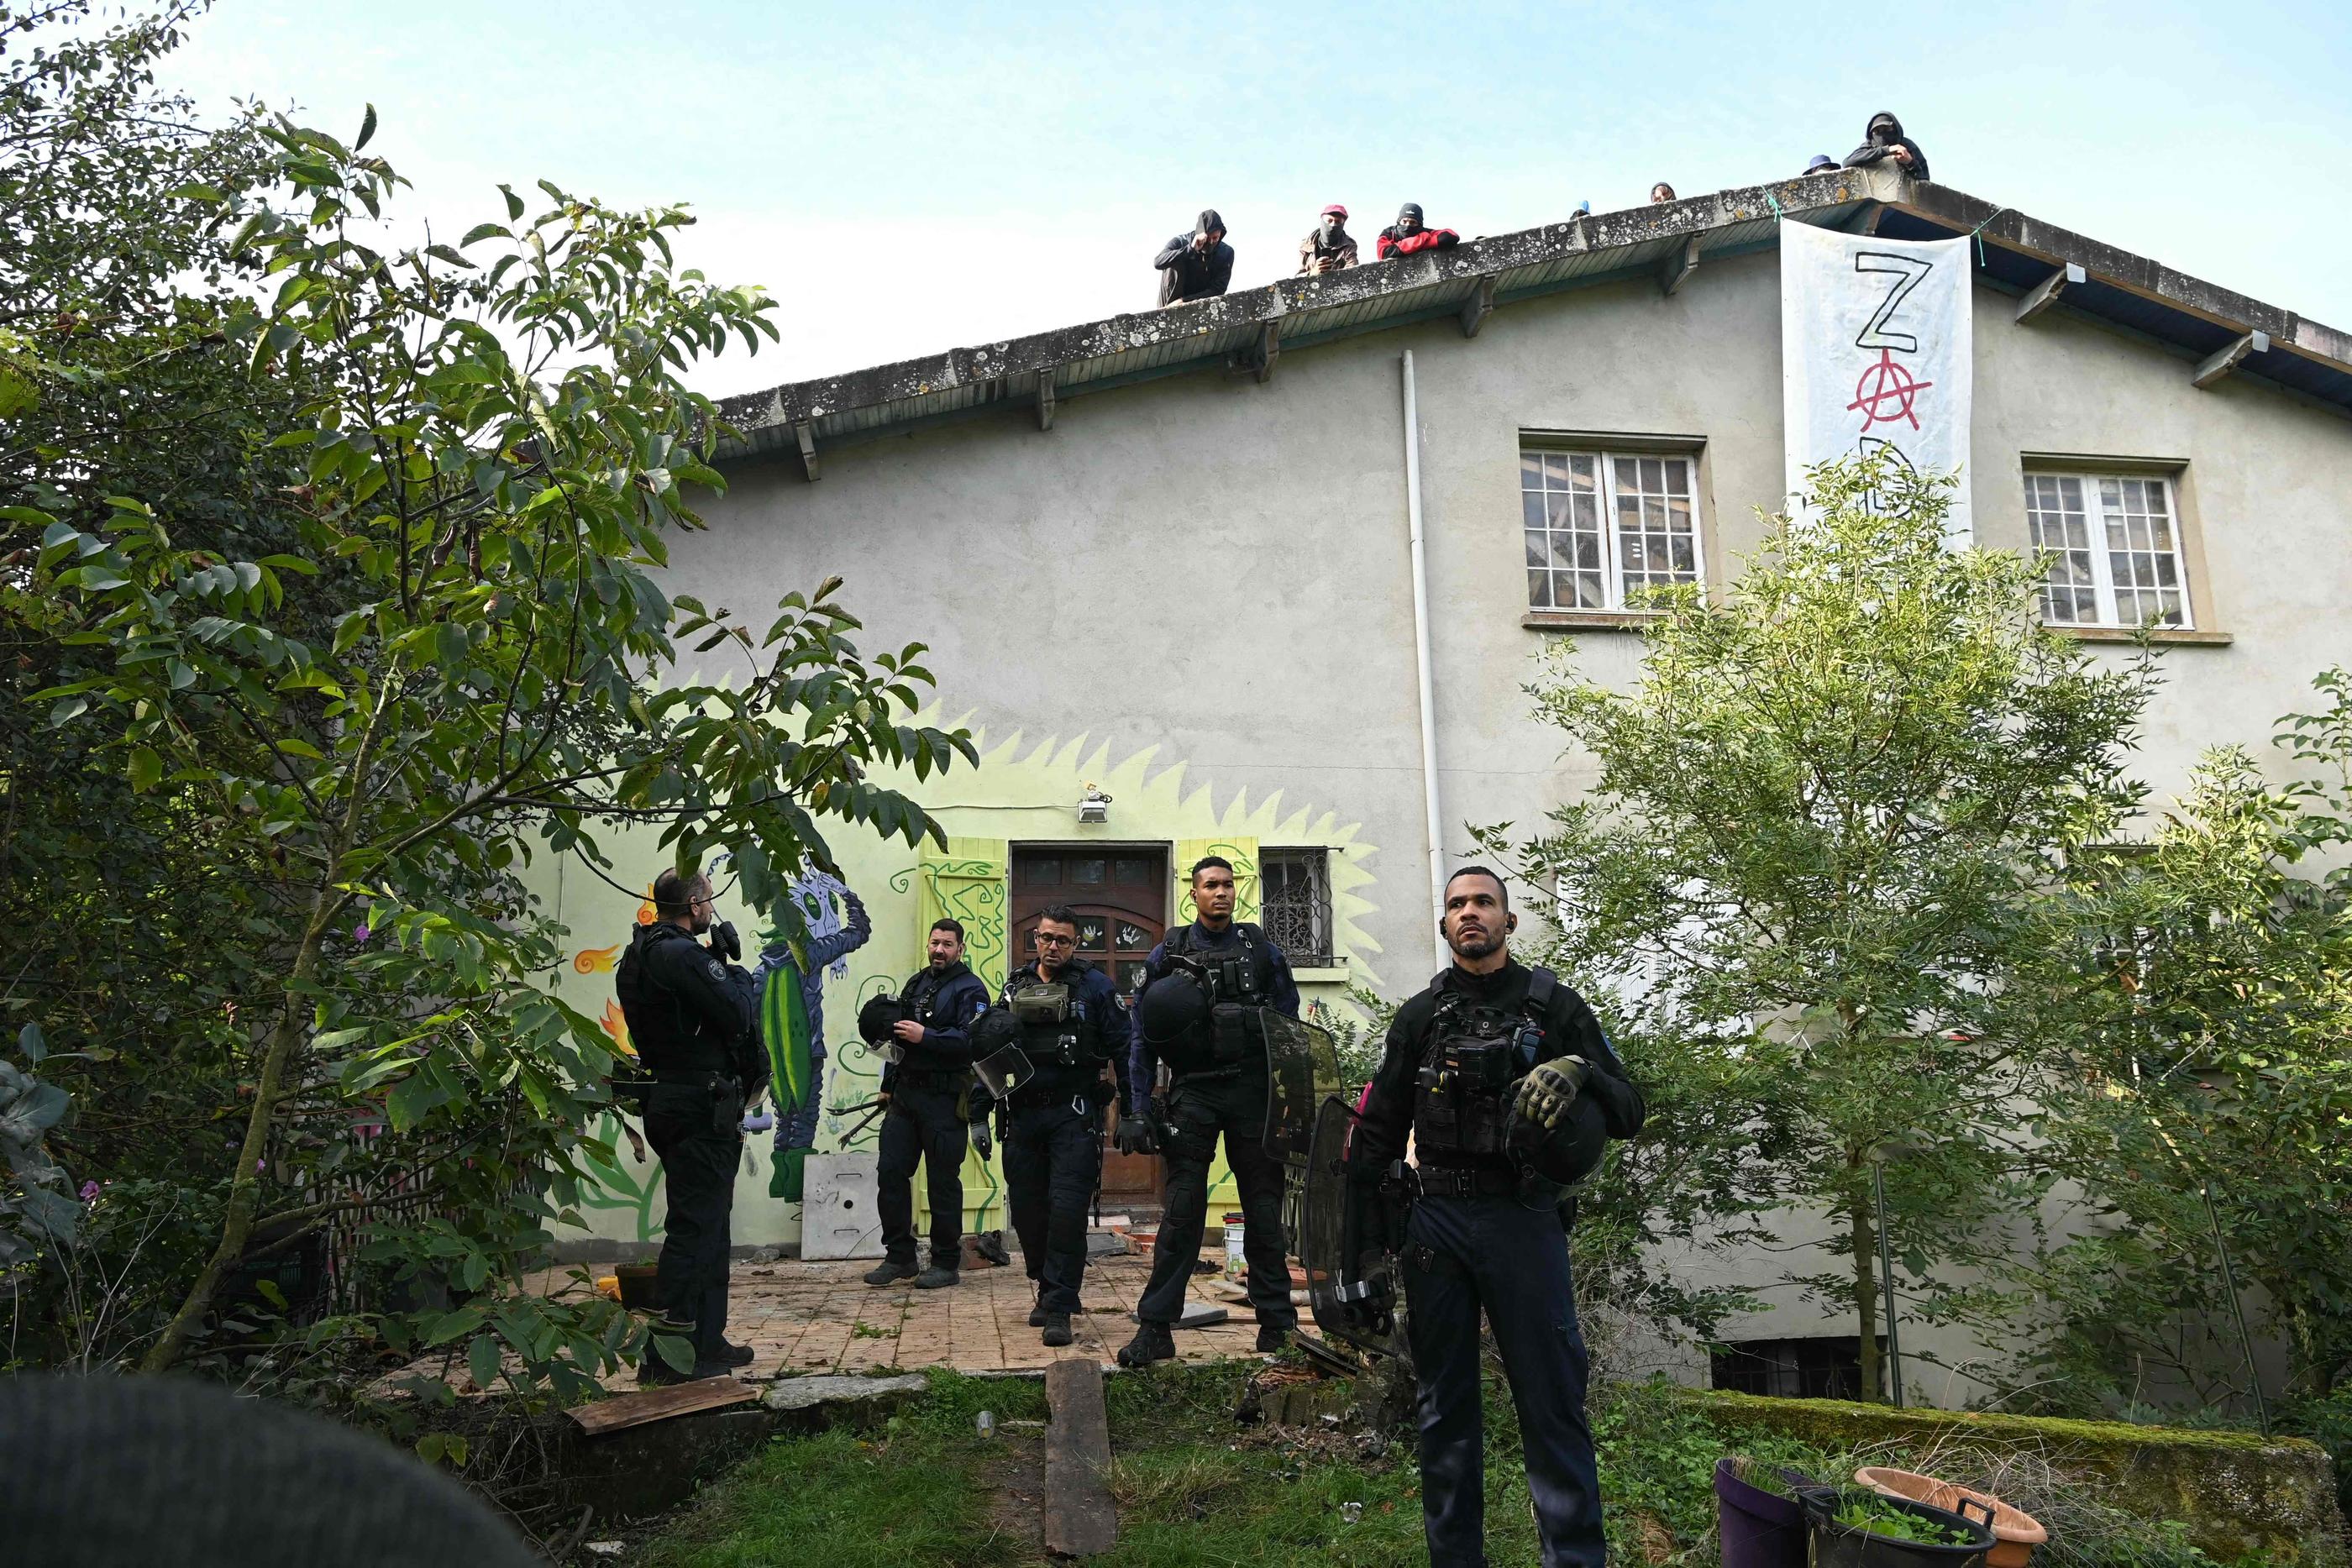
[638,243,2352,1393]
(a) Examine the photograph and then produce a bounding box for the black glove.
[1114,1114,1157,1157]
[969,1120,994,1161]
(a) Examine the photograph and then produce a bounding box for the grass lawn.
[627,1362,2243,1566]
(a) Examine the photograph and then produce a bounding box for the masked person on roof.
[1375,202,1461,260]
[1298,203,1358,275]
[1842,109,1931,181]
[1346,867,1645,1568]
[1153,209,1234,307]
[860,918,992,1293]
[1117,856,1303,1366]
[970,905,1128,1347]
[613,868,767,1384]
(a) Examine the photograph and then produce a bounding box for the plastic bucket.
[1714,1458,1808,1568]
[1856,1467,2046,1568]
[1800,1486,1993,1568]
[1222,1212,1247,1281]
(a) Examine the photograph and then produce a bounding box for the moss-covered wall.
[1677,1388,2346,1566]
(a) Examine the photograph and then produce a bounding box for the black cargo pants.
[1003,1089,1102,1314]
[875,1074,969,1271]
[642,1078,743,1360]
[1136,1066,1297,1329]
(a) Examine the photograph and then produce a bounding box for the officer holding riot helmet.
[612,868,767,1384]
[863,917,991,1291]
[1118,855,1302,1366]
[981,905,1126,1347]
[1347,866,1645,1568]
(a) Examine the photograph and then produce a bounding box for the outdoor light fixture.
[1077,784,1112,825]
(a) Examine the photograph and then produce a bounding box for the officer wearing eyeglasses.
[986,905,1126,1347]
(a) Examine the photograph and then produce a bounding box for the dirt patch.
[975,1427,1048,1562]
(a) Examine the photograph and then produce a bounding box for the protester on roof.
[1154,210,1234,307]
[1842,111,1929,181]
[1376,203,1460,260]
[1804,154,1837,174]
[1298,204,1358,275]
[1650,182,1676,204]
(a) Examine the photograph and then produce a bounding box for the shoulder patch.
[707,959,727,981]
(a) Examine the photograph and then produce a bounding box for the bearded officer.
[1347,866,1644,1568]
[984,904,1127,1347]
[1117,855,1301,1366]
[612,868,767,1383]
[863,917,991,1291]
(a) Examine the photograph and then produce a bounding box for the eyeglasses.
[1035,933,1076,949]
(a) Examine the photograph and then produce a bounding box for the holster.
[708,1076,747,1139]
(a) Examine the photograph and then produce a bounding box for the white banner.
[1780,220,1972,541]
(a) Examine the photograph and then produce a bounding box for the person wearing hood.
[1154,209,1234,307]
[1843,111,1929,181]
[1377,202,1461,260]
[1298,203,1357,275]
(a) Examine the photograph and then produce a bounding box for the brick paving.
[529,1233,1286,1378]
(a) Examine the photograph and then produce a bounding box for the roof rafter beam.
[1459,275,1497,338]
[1252,319,1280,384]
[2192,329,2268,390]
[1036,370,1056,431]
[1658,236,1700,296]
[2014,262,2085,324]
[794,422,818,482]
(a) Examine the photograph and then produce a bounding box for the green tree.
[15,81,976,1387]
[2015,673,2352,1427]
[1485,457,2160,1401]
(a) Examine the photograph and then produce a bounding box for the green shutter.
[919,836,1008,994]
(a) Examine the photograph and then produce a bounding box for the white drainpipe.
[1400,350,1450,973]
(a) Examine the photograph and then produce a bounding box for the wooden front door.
[1008,845,1168,1207]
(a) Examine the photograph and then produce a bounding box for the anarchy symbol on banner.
[1845,347,1934,433]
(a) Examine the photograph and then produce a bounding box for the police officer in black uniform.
[1117,855,1302,1366]
[612,868,767,1384]
[864,917,991,1290]
[1348,866,1645,1568]
[984,904,1127,1347]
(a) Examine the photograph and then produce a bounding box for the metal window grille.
[1522,449,1701,611]
[1709,1336,1872,1401]
[2025,471,2192,629]
[1260,847,1332,967]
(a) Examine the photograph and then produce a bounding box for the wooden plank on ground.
[1043,1356,1117,1557]
[566,1377,759,1437]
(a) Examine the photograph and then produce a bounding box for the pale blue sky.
[158,0,2352,395]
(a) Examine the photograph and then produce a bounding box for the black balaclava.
[1396,202,1424,234]
[1868,111,1903,145]
[1196,207,1225,239]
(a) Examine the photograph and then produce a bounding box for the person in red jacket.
[1376,202,1459,260]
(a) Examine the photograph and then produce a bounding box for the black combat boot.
[863,1259,918,1287]
[1117,1321,1176,1367]
[1041,1313,1074,1348]
[914,1265,959,1290]
[1256,1324,1289,1354]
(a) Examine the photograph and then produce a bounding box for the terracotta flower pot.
[1856,1466,2048,1568]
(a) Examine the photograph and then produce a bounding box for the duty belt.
[1410,1164,1520,1198]
[894,1065,966,1088]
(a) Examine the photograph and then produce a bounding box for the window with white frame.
[2024,471,2193,630]
[1521,448,1702,612]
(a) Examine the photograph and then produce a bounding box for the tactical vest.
[1005,964,1103,1068]
[1411,968,1557,1164]
[1163,921,1272,1074]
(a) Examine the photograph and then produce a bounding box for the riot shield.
[1298,1093,1399,1355]
[971,1045,1037,1101]
[1260,1009,1341,1166]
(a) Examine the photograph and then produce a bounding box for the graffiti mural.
[545,713,1380,1249]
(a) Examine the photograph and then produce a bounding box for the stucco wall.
[621,240,2351,1391]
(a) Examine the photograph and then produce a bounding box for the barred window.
[1260,847,1333,968]
[1521,449,1701,612]
[2024,471,2192,630]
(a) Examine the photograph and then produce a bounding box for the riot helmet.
[1134,968,1209,1047]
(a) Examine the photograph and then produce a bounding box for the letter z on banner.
[1780,220,1972,541]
